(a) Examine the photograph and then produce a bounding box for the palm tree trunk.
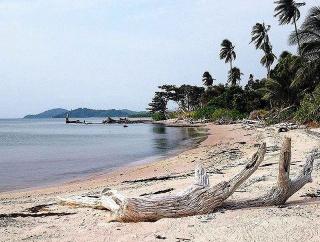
[267,65,270,78]
[230,60,233,72]
[294,18,302,56]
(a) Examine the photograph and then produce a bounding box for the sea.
[0,118,206,192]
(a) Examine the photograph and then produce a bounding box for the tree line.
[148,1,320,124]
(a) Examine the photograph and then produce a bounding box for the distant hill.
[24,108,68,119]
[54,108,140,118]
[24,108,147,119]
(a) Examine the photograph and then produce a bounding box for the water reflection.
[151,125,206,151]
[152,125,167,134]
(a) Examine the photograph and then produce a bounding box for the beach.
[1,123,320,242]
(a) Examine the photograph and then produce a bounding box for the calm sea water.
[0,118,206,192]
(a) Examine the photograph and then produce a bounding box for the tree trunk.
[294,18,302,56]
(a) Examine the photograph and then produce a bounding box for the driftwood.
[59,137,317,222]
[59,143,267,222]
[225,137,317,209]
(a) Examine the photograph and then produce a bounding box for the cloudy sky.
[0,0,319,118]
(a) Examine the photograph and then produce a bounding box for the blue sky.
[0,0,319,118]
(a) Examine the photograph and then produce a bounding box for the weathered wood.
[225,137,317,209]
[59,143,266,222]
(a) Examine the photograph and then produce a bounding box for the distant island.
[24,108,150,119]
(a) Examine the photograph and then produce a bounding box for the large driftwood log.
[225,137,317,209]
[59,137,317,222]
[60,142,267,222]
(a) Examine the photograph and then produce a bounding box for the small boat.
[123,125,128,128]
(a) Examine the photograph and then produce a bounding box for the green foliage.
[192,107,216,120]
[220,39,236,66]
[202,71,215,87]
[250,22,271,49]
[228,67,243,86]
[210,109,246,121]
[261,52,301,107]
[274,0,305,25]
[266,108,296,124]
[207,85,247,112]
[274,0,305,54]
[295,85,320,123]
[191,107,246,121]
[147,92,167,116]
[250,22,276,76]
[129,112,152,118]
[152,112,167,121]
[289,6,320,60]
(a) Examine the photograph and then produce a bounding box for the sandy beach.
[1,123,320,242]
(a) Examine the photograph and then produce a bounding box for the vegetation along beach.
[1,1,320,242]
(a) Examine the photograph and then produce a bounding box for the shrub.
[295,85,320,124]
[191,107,216,120]
[210,108,246,121]
[263,107,296,125]
[152,112,166,121]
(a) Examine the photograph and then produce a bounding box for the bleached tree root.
[59,142,267,222]
[224,137,317,209]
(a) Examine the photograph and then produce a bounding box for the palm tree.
[274,0,305,55]
[260,42,277,76]
[228,67,243,86]
[250,23,271,49]
[202,71,215,87]
[250,22,275,77]
[289,6,320,60]
[220,39,236,71]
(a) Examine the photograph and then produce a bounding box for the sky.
[0,0,319,118]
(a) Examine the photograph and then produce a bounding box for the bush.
[295,85,320,124]
[266,108,295,124]
[210,108,246,121]
[191,107,246,121]
[191,107,216,120]
[152,112,166,121]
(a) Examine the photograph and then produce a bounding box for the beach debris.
[260,162,277,167]
[176,237,191,242]
[0,212,75,218]
[155,235,166,240]
[278,127,289,133]
[58,138,317,222]
[140,188,174,197]
[275,122,300,133]
[241,119,266,129]
[122,174,191,184]
[300,190,320,198]
[25,203,56,213]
